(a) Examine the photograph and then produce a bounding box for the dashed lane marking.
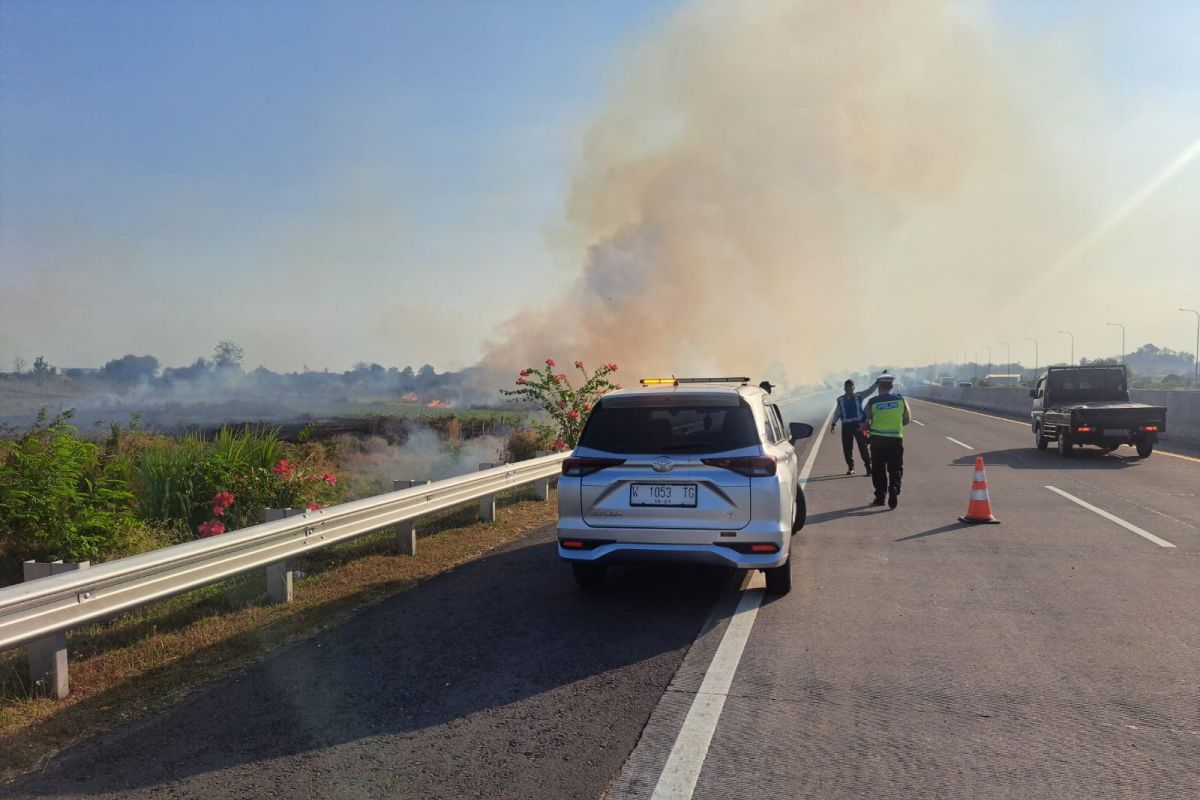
[917,397,1200,464]
[649,572,766,800]
[946,436,973,450]
[1045,485,1176,548]
[649,408,834,799]
[911,419,926,426]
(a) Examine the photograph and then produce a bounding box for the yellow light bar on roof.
[639,378,678,386]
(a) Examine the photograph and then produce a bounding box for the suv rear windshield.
[1047,368,1127,401]
[578,398,760,454]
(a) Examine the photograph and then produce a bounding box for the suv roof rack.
[639,376,751,387]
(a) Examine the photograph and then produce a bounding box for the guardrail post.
[478,462,498,522]
[263,508,303,604]
[392,479,430,555]
[533,477,550,501]
[23,560,89,699]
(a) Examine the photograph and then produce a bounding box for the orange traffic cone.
[959,455,1000,524]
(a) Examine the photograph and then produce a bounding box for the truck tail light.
[1076,426,1093,433]
[701,455,777,477]
[562,457,625,477]
[1143,425,1159,432]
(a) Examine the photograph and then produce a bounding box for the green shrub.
[0,411,140,564]
[500,427,549,462]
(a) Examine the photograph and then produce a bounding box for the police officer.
[830,378,878,475]
[863,374,910,508]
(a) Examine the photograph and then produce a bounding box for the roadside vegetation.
[0,412,344,585]
[0,489,558,781]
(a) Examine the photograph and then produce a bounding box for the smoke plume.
[486,0,1093,381]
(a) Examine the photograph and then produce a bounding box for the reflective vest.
[837,394,863,423]
[868,396,906,438]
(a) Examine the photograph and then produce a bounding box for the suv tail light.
[562,457,626,477]
[701,455,777,477]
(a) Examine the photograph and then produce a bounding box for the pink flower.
[545,358,556,367]
[519,368,531,376]
[515,377,526,385]
[605,362,618,371]
[567,410,581,421]
[574,360,584,369]
[321,471,337,486]
[212,491,235,516]
[272,459,294,477]
[306,501,320,511]
[557,399,566,408]
[555,374,566,383]
[553,439,568,451]
[197,519,226,538]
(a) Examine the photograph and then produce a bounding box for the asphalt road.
[610,396,1200,799]
[6,396,1198,799]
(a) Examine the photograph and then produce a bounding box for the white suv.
[557,377,812,594]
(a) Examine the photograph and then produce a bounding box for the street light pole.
[1181,309,1199,386]
[999,342,1010,375]
[1106,322,1125,365]
[1024,337,1039,377]
[970,349,979,382]
[982,345,992,381]
[1059,330,1074,366]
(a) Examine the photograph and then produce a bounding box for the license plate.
[1105,428,1130,437]
[630,483,697,507]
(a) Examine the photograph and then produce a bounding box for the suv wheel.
[764,558,791,595]
[1034,423,1049,450]
[1057,429,1073,457]
[572,563,606,588]
[791,488,807,534]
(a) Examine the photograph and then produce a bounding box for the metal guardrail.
[0,453,567,653]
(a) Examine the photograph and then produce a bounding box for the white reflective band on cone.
[970,489,990,501]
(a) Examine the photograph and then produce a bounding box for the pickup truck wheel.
[1135,438,1154,458]
[764,557,792,595]
[791,488,807,534]
[1057,429,1073,457]
[1034,423,1049,450]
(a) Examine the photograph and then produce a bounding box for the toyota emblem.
[652,457,674,473]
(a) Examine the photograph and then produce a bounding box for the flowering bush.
[501,359,619,451]
[195,459,342,537]
[197,519,226,538]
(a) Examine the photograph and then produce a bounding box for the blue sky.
[1,0,1198,373]
[1,0,679,370]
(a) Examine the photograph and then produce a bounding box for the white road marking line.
[650,577,765,800]
[946,436,973,450]
[911,419,925,426]
[650,410,833,799]
[921,398,1200,463]
[799,406,836,488]
[1044,485,1176,548]
[1158,449,1200,464]
[912,398,1027,424]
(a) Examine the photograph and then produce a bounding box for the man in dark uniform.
[830,378,878,475]
[863,374,910,509]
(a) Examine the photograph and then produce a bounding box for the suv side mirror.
[1029,389,1036,398]
[788,422,813,442]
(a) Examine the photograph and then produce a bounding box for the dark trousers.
[840,423,872,470]
[869,436,904,500]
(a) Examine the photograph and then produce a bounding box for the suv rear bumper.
[556,521,789,569]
